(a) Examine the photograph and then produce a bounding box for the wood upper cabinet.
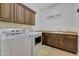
[0,3,35,25]
[15,3,35,25]
[30,11,35,25]
[0,3,14,22]
[24,8,30,25]
[24,8,35,25]
[14,4,25,24]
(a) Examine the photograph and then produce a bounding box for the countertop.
[32,30,78,35]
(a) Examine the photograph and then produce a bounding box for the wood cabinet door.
[42,33,48,44]
[24,8,30,25]
[64,35,77,53]
[0,3,14,22]
[58,34,65,49]
[15,4,24,24]
[24,7,35,25]
[47,34,58,47]
[30,11,35,25]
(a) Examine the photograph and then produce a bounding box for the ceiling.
[33,3,56,9]
[23,3,56,12]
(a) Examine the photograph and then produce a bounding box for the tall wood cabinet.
[0,3,14,22]
[42,33,77,54]
[0,3,36,25]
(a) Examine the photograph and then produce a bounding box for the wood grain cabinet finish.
[42,33,48,44]
[14,4,25,24]
[57,34,65,49]
[0,3,35,25]
[30,11,35,25]
[24,8,35,25]
[64,35,77,53]
[42,33,77,54]
[0,3,14,22]
[24,8,30,25]
[42,33,58,47]
[47,34,58,47]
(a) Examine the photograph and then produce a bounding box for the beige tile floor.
[36,45,77,56]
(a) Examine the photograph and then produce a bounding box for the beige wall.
[0,21,32,29]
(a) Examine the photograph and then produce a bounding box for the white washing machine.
[0,29,32,56]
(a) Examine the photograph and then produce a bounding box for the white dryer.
[0,29,32,56]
